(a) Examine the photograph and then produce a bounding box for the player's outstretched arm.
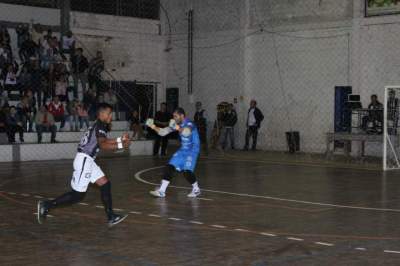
[98,133,131,151]
[146,118,175,136]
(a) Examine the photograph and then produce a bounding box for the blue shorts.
[169,150,199,172]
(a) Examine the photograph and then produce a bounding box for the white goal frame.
[383,86,400,171]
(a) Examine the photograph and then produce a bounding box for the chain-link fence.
[159,0,400,169]
[0,0,162,163]
[1,0,400,169]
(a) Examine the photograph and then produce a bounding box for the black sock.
[163,164,176,182]
[100,181,113,220]
[183,171,197,185]
[48,190,85,209]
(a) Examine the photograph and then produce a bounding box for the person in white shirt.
[62,31,75,55]
[244,100,264,151]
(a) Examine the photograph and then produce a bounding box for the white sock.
[159,180,170,193]
[192,182,200,191]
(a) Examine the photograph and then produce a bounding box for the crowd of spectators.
[0,24,117,144]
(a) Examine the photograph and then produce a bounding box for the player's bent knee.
[95,176,109,187]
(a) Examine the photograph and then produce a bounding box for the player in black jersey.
[37,103,131,226]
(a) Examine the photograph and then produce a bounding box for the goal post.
[383,86,400,171]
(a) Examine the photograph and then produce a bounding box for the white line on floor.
[260,232,276,237]
[287,237,304,241]
[189,221,204,225]
[129,211,142,215]
[168,217,182,221]
[148,214,161,218]
[95,205,103,209]
[33,213,54,218]
[134,166,400,213]
[21,193,30,197]
[234,228,250,232]
[210,225,226,229]
[78,203,89,206]
[34,195,43,199]
[355,247,366,251]
[197,198,213,201]
[384,250,400,254]
[315,242,334,247]
[113,208,124,211]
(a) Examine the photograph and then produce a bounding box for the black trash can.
[286,131,300,153]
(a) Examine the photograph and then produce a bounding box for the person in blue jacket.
[147,107,201,198]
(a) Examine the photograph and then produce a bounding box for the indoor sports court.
[2,0,400,265]
[2,155,400,265]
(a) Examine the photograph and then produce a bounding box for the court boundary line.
[134,166,400,213]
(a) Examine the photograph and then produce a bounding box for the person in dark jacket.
[194,101,208,154]
[153,103,171,156]
[6,106,24,143]
[244,100,264,151]
[221,103,237,150]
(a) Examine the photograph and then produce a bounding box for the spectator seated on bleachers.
[67,98,79,132]
[0,106,6,130]
[0,88,8,107]
[3,64,18,94]
[61,31,75,56]
[19,35,38,63]
[6,106,24,143]
[18,91,36,132]
[76,101,89,131]
[55,74,68,102]
[35,105,57,143]
[47,96,66,131]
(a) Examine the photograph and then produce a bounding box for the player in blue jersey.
[147,107,201,198]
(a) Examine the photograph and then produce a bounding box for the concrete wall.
[0,3,163,84]
[0,140,154,162]
[161,0,400,154]
[2,1,400,154]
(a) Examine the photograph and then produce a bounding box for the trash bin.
[286,131,300,153]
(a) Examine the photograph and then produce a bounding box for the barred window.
[0,0,160,20]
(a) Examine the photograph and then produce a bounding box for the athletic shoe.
[37,200,49,224]
[187,189,201,198]
[108,214,128,227]
[149,190,166,198]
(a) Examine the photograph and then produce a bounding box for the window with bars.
[0,0,160,20]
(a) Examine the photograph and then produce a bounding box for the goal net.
[383,86,400,170]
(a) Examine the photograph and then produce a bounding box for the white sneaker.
[150,190,166,198]
[187,189,201,198]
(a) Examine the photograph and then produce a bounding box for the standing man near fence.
[221,103,237,150]
[244,100,264,151]
[194,101,208,154]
